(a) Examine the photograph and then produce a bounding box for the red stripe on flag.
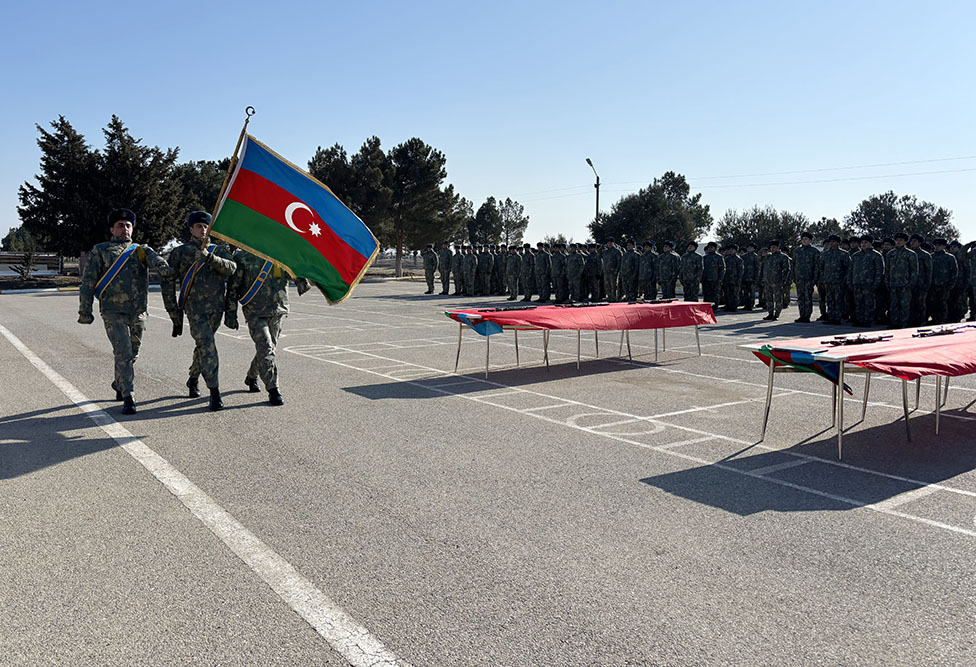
[228,168,367,284]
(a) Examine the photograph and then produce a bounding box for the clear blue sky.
[2,0,974,245]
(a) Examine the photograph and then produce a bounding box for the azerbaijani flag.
[209,135,379,304]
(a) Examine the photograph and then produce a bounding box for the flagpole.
[205,106,255,246]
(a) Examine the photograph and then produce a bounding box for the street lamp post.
[585,157,600,223]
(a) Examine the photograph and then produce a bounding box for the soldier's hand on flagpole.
[157,264,175,279]
[224,310,239,330]
[78,311,94,325]
[195,245,212,263]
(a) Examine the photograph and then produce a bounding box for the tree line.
[10,116,964,270]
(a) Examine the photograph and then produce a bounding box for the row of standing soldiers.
[422,233,976,329]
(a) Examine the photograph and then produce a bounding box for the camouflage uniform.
[167,240,237,389]
[225,250,290,393]
[422,247,438,293]
[620,247,640,301]
[534,246,552,302]
[551,246,568,303]
[701,250,725,308]
[438,245,453,294]
[909,247,932,326]
[583,247,601,301]
[638,249,658,300]
[968,248,976,321]
[601,245,623,301]
[762,250,791,319]
[885,245,919,329]
[848,247,884,325]
[928,249,958,324]
[792,244,820,320]
[722,251,743,311]
[504,249,521,300]
[740,250,759,310]
[520,248,536,301]
[491,248,505,295]
[79,237,175,402]
[476,247,491,296]
[948,246,968,322]
[567,247,585,302]
[463,249,477,296]
[451,249,464,295]
[657,249,681,299]
[679,250,703,301]
[819,247,851,322]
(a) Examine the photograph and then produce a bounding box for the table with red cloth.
[740,324,976,458]
[445,301,716,376]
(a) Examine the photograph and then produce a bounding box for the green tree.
[175,158,230,217]
[541,234,570,246]
[498,197,529,245]
[845,191,957,240]
[715,206,811,249]
[2,227,38,252]
[469,197,503,244]
[347,136,393,232]
[589,171,711,246]
[308,143,355,202]
[17,116,100,256]
[97,115,183,249]
[809,216,845,241]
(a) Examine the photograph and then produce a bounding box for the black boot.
[122,396,137,415]
[244,377,261,393]
[268,388,284,406]
[208,387,223,411]
[187,377,201,398]
[112,381,123,401]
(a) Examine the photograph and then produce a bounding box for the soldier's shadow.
[640,412,976,516]
[90,390,260,421]
[0,407,119,479]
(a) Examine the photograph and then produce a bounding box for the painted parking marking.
[749,459,813,476]
[870,486,942,511]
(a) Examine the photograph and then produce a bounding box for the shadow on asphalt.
[640,410,976,515]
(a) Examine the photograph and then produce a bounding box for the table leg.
[761,360,775,441]
[577,330,581,370]
[943,376,950,407]
[626,331,632,361]
[485,334,490,378]
[831,384,837,427]
[902,379,911,441]
[837,362,845,459]
[695,325,701,355]
[663,327,667,351]
[861,372,871,421]
[544,330,550,370]
[618,331,624,356]
[515,329,520,368]
[454,322,462,373]
[935,375,942,435]
[654,329,658,363]
[595,331,599,357]
[915,378,921,410]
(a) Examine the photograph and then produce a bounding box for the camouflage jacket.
[885,246,919,289]
[913,248,932,289]
[226,250,290,319]
[520,251,535,279]
[567,252,585,278]
[451,252,463,275]
[167,241,236,315]
[422,249,438,271]
[741,251,759,281]
[476,251,491,274]
[849,248,885,288]
[792,244,820,282]
[679,251,703,284]
[968,251,976,287]
[620,250,640,277]
[438,248,453,271]
[534,250,552,277]
[702,252,725,282]
[762,251,791,285]
[657,251,681,282]
[929,250,958,287]
[80,238,175,317]
[505,253,521,278]
[820,248,851,285]
[602,246,622,273]
[723,254,743,285]
[638,251,658,281]
[551,250,567,279]
[463,253,477,274]
[583,250,601,277]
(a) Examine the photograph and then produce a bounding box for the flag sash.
[177,244,216,309]
[239,260,274,307]
[95,243,138,300]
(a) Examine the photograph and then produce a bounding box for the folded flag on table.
[755,345,853,395]
[453,312,504,336]
[209,135,379,304]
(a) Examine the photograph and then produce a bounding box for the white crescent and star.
[284,202,322,237]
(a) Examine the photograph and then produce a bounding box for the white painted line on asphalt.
[749,459,812,476]
[870,486,942,511]
[645,398,774,420]
[0,324,409,667]
[655,436,717,450]
[521,404,576,412]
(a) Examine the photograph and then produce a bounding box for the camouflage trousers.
[536,271,551,301]
[603,272,619,301]
[889,287,911,329]
[463,269,476,295]
[187,310,223,388]
[439,268,451,293]
[453,270,464,294]
[823,283,845,321]
[740,280,755,309]
[568,275,583,302]
[680,280,699,301]
[102,311,146,397]
[948,286,967,322]
[875,285,889,323]
[817,284,828,317]
[723,281,740,310]
[640,279,657,301]
[795,280,815,319]
[660,280,677,299]
[909,286,928,326]
[553,275,568,302]
[507,274,519,298]
[424,268,436,292]
[852,286,876,324]
[765,283,785,318]
[926,286,950,325]
[246,313,283,391]
[702,280,721,307]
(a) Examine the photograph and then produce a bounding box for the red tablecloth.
[447,301,716,332]
[753,325,976,380]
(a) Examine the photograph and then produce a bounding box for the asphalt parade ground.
[3,281,976,666]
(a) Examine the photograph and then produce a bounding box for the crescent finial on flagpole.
[245,106,256,117]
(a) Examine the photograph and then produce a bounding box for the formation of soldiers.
[80,208,309,415]
[421,234,976,328]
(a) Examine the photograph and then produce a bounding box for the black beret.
[604,237,615,243]
[108,208,136,225]
[523,243,531,248]
[662,240,674,247]
[894,232,909,241]
[686,240,699,249]
[186,211,212,227]
[861,234,874,243]
[747,242,757,249]
[705,241,717,249]
[768,239,781,247]
[933,238,948,246]
[882,237,895,244]
[827,234,842,243]
[800,231,813,240]
[909,233,925,243]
